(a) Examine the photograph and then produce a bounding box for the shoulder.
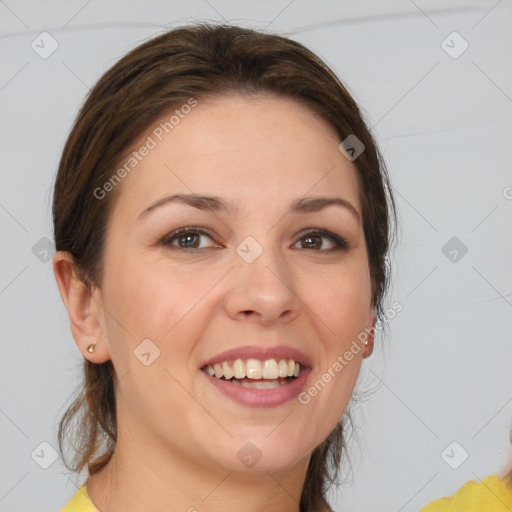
[419,474,512,512]
[60,484,100,512]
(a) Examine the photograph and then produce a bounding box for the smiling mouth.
[201,358,303,389]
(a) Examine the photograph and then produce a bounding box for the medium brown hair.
[504,429,512,487]
[506,467,512,487]
[53,22,397,512]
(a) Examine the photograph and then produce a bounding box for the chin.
[203,433,313,474]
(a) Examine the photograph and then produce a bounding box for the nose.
[223,243,301,326]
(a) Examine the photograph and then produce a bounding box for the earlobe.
[52,251,111,363]
[362,312,376,359]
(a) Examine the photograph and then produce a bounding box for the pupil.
[180,234,198,248]
[303,236,319,249]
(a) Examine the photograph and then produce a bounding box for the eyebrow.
[137,193,360,222]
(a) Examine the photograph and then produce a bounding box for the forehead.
[109,94,361,218]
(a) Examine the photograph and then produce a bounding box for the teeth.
[262,359,279,379]
[213,363,223,378]
[240,379,285,389]
[233,359,245,379]
[278,359,288,378]
[222,361,234,380]
[246,359,262,379]
[203,358,303,380]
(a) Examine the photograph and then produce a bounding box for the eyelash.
[159,226,349,253]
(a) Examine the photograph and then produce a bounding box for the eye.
[160,227,219,251]
[294,229,349,252]
[159,227,349,253]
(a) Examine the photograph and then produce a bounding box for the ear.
[362,312,376,359]
[53,251,111,363]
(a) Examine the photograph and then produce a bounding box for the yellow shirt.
[61,475,511,511]
[420,474,512,512]
[60,484,99,511]
[59,484,330,511]
[59,485,333,511]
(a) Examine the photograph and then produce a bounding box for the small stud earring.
[87,343,96,353]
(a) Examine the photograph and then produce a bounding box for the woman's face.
[93,94,375,473]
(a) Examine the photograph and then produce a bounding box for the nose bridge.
[225,233,300,324]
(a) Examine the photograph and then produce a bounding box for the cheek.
[101,254,222,366]
[309,263,372,340]
[300,263,370,419]
[100,258,207,421]
[104,255,187,333]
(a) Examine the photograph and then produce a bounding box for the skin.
[53,93,376,512]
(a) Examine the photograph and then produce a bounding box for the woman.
[53,22,397,511]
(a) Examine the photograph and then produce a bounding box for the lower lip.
[201,368,312,408]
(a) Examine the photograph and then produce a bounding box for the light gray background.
[1,1,511,511]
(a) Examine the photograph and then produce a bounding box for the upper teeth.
[203,359,301,380]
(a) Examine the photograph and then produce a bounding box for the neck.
[86,421,310,512]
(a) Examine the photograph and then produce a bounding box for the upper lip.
[199,345,312,369]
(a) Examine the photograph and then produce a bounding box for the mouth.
[201,358,303,389]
